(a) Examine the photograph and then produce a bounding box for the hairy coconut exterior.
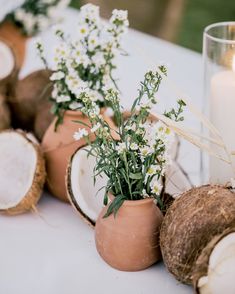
[0,130,46,215]
[66,148,95,228]
[0,39,17,97]
[34,100,53,141]
[0,21,28,68]
[193,227,235,293]
[160,185,235,284]
[10,69,52,131]
[0,95,11,130]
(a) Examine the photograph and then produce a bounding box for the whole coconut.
[9,69,52,131]
[0,94,11,130]
[160,185,235,284]
[34,100,53,141]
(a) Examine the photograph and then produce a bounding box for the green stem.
[123,152,133,200]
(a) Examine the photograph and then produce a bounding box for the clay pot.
[42,110,116,202]
[0,21,28,68]
[95,196,164,271]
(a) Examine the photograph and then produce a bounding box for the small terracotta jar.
[0,21,28,68]
[42,110,116,202]
[95,196,164,271]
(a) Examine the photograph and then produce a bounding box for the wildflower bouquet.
[37,3,129,128]
[74,66,186,216]
[5,0,70,36]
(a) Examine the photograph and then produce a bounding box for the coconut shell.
[0,94,11,130]
[0,21,28,68]
[0,130,46,215]
[160,185,235,284]
[9,69,52,131]
[66,153,95,228]
[193,227,235,293]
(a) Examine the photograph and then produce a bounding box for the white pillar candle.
[210,57,235,184]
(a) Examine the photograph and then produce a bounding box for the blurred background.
[70,0,235,52]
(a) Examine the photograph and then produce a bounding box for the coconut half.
[0,39,16,95]
[193,228,235,294]
[0,130,46,214]
[67,146,192,227]
[67,147,108,226]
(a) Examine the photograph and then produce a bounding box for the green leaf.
[103,192,108,206]
[72,120,90,128]
[129,172,142,180]
[103,195,126,218]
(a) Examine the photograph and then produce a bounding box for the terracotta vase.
[42,110,116,202]
[95,196,164,271]
[0,21,28,68]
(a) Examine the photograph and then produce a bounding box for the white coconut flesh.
[0,132,37,209]
[198,232,235,294]
[0,40,14,80]
[69,147,107,223]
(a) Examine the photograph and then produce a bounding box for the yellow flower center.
[165,128,171,135]
[80,28,86,34]
[147,167,154,174]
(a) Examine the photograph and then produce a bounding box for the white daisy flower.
[56,94,71,103]
[110,9,128,24]
[92,52,106,68]
[150,178,162,195]
[69,101,83,110]
[78,24,90,37]
[88,32,99,51]
[116,142,126,154]
[130,142,138,150]
[73,128,88,141]
[146,165,160,176]
[91,122,101,133]
[140,146,153,158]
[50,71,65,81]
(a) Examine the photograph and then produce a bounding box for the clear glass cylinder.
[202,22,235,185]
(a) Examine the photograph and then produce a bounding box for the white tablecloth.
[1,8,204,294]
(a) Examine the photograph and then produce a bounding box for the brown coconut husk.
[0,94,11,130]
[34,99,53,141]
[0,130,46,215]
[192,227,235,293]
[9,69,52,132]
[160,185,235,284]
[0,21,28,68]
[0,39,18,97]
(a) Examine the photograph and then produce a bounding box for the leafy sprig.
[37,4,129,129]
[74,67,186,217]
[164,99,186,122]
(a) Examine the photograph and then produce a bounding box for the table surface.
[1,8,204,294]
